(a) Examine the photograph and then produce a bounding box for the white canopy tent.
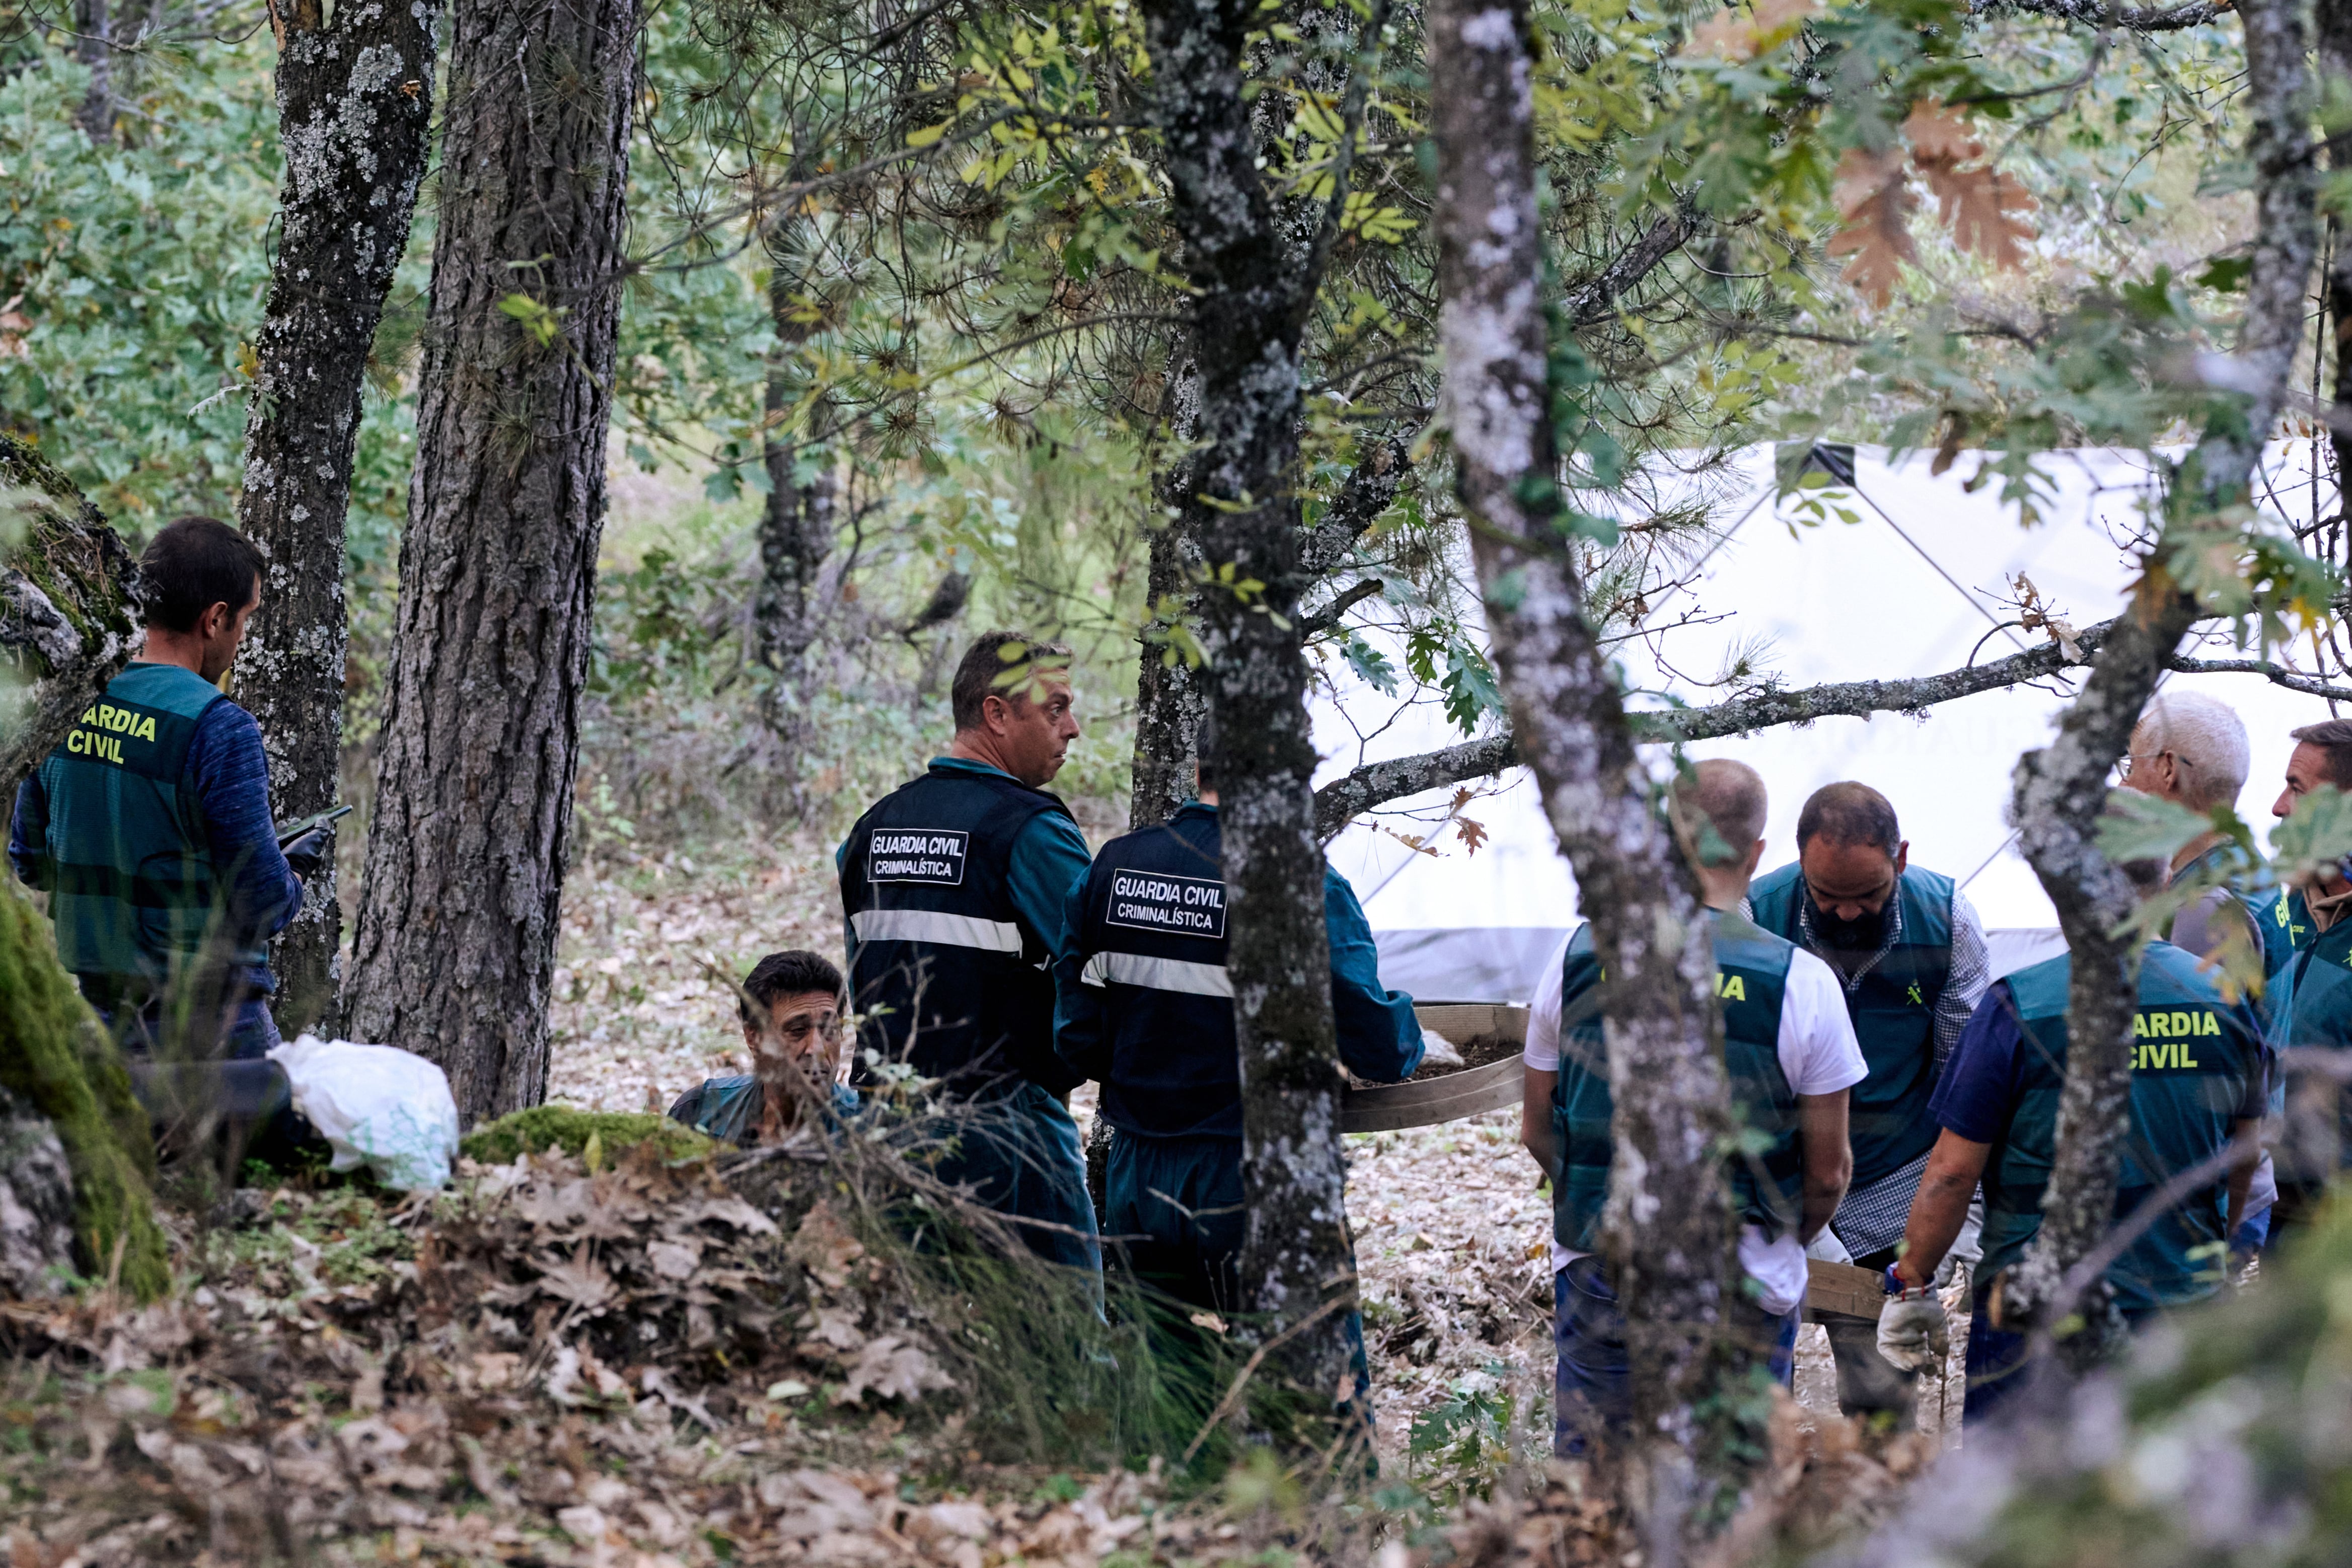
[1316,442,2336,1004]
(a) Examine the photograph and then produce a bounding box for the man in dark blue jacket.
[11,516,313,1062]
[1053,733,1423,1324]
[837,631,1098,1273]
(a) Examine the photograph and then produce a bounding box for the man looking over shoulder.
[1878,856,2267,1423]
[1054,721,1422,1359]
[1744,781,1989,1427]
[2265,718,2352,1241]
[1522,759,1864,1458]
[10,516,314,1061]
[2120,693,2294,976]
[836,631,1098,1272]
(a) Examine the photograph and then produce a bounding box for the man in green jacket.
[10,516,319,1062]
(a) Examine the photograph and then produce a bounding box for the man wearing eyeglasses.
[1745,781,1989,1429]
[2120,693,2301,978]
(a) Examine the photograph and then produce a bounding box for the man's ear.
[1892,840,1909,877]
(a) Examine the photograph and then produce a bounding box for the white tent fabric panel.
[1315,443,2332,1003]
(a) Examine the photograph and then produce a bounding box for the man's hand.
[282,827,330,881]
[1876,1267,1950,1374]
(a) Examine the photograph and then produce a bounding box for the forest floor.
[542,838,1971,1460]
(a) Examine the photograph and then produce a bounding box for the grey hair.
[2134,692,2250,811]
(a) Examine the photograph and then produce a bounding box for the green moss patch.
[460,1105,718,1167]
[0,883,168,1300]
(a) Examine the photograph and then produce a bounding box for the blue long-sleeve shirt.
[11,691,302,992]
[836,755,1094,972]
[1054,800,1423,1124]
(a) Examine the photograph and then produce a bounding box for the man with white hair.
[2122,691,2298,977]
[2121,691,2288,1260]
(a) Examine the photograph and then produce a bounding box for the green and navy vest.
[2171,839,2307,981]
[839,763,1080,1096]
[1747,862,1953,1189]
[1550,909,1803,1252]
[2272,916,2352,1184]
[1979,944,2267,1313]
[32,662,255,982]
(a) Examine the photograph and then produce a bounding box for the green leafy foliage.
[1406,1364,1522,1505]
[2269,785,2352,886]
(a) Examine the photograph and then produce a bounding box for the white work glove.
[1876,1267,1950,1374]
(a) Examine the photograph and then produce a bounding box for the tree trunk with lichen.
[345,0,638,1126]
[0,434,168,1303]
[2000,0,2317,1367]
[1137,0,1365,1442]
[232,0,440,1040]
[1428,0,1758,1553]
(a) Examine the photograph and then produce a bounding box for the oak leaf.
[1902,100,1982,166]
[1928,161,2038,271]
[1826,147,1916,306]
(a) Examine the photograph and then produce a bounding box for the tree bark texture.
[73,0,113,143]
[2321,0,2352,507]
[0,433,140,796]
[1138,0,1363,1437]
[1306,607,2352,834]
[232,0,440,1040]
[345,0,639,1124]
[755,189,836,794]
[2001,0,2316,1366]
[1134,431,1410,833]
[1429,0,1755,1551]
[1128,506,1204,830]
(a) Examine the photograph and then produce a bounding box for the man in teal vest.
[2266,718,2352,1239]
[10,516,315,1062]
[1744,781,1988,1428]
[1521,759,1864,1457]
[1876,858,2268,1423]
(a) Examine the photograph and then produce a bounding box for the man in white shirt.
[1520,759,1865,1457]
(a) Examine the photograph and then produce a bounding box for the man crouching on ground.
[668,950,858,1145]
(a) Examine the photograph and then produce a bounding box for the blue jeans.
[92,986,281,1063]
[1963,1283,2156,1425]
[928,1081,1101,1275]
[1553,1256,1799,1459]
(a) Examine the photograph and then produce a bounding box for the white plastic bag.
[267,1034,460,1191]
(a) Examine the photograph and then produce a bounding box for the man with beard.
[1746,781,1990,1428]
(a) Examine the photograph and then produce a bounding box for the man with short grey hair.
[1746,780,1990,1429]
[836,631,1099,1273]
[2122,692,2297,977]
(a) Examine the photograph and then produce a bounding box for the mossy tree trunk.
[0,434,167,1302]
[1,433,141,793]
